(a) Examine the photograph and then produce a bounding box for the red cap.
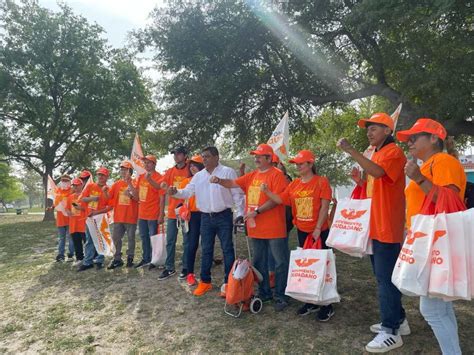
[289,150,316,164]
[272,154,280,164]
[120,160,133,169]
[396,118,447,142]
[96,167,109,177]
[79,170,91,178]
[71,178,83,186]
[357,112,394,131]
[250,144,274,156]
[190,155,203,164]
[141,155,157,164]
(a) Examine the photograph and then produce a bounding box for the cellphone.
[72,202,79,207]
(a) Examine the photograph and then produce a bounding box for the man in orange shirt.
[337,113,407,353]
[50,174,74,262]
[78,167,111,271]
[212,144,290,311]
[135,155,164,268]
[107,161,139,269]
[158,146,191,280]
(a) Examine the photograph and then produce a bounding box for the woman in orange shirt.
[66,178,88,264]
[397,118,466,355]
[261,150,334,321]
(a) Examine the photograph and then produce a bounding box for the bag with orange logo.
[151,225,167,266]
[285,248,328,304]
[85,213,115,257]
[326,198,371,257]
[462,208,474,298]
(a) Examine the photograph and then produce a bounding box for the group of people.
[51,114,467,354]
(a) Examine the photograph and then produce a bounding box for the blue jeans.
[252,237,289,300]
[370,239,406,334]
[83,225,104,266]
[138,219,158,263]
[200,209,234,283]
[420,297,461,355]
[186,212,201,274]
[268,235,288,272]
[165,218,186,271]
[57,226,74,258]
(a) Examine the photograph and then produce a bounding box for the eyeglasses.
[408,133,431,144]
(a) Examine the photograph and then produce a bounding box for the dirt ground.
[0,215,473,354]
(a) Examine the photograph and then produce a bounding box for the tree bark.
[42,170,55,222]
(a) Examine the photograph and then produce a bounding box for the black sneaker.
[158,269,176,280]
[126,256,134,268]
[257,295,273,303]
[135,260,147,269]
[297,303,320,316]
[95,263,104,270]
[274,299,289,312]
[107,260,124,270]
[148,263,156,270]
[178,270,188,280]
[55,255,64,262]
[317,305,335,322]
[77,264,94,272]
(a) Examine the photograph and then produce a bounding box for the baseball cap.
[250,143,274,156]
[96,167,109,176]
[190,155,204,164]
[79,170,91,178]
[170,146,188,155]
[141,155,157,164]
[396,118,447,142]
[71,178,83,186]
[120,160,133,169]
[289,150,316,164]
[60,174,72,181]
[272,154,280,164]
[357,112,394,131]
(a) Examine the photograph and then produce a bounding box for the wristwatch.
[255,208,261,214]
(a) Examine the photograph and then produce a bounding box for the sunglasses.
[408,133,431,144]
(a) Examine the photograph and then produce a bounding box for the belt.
[202,208,231,217]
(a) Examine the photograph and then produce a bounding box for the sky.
[38,0,175,172]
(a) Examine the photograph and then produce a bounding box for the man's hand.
[210,176,220,184]
[167,186,178,195]
[157,214,165,225]
[244,210,257,221]
[405,160,423,182]
[239,162,246,176]
[312,227,321,241]
[88,210,98,217]
[102,185,109,193]
[337,138,354,153]
[260,183,269,192]
[233,215,244,225]
[160,182,168,190]
[145,171,153,180]
[350,166,362,184]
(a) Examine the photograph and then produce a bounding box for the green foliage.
[0,163,24,208]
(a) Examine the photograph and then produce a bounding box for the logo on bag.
[340,209,367,220]
[433,230,446,245]
[405,230,428,245]
[295,258,319,267]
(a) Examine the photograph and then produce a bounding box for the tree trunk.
[42,171,55,222]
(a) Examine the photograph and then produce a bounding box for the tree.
[0,163,24,211]
[20,173,43,208]
[0,0,155,220]
[137,0,473,153]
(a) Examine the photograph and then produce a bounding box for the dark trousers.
[186,211,202,274]
[200,209,234,283]
[71,232,85,261]
[370,239,406,334]
[297,229,329,248]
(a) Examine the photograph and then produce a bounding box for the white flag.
[391,103,403,133]
[130,133,146,175]
[47,175,57,200]
[267,111,290,160]
[86,213,115,257]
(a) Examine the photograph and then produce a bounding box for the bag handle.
[303,234,322,249]
[157,223,166,234]
[420,185,466,215]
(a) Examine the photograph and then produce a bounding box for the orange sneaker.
[269,271,276,289]
[187,273,197,286]
[193,281,212,296]
[219,283,227,298]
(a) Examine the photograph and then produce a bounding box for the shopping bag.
[392,213,434,296]
[86,213,115,257]
[326,197,371,257]
[318,250,341,305]
[285,248,328,303]
[232,258,251,280]
[303,234,322,250]
[462,208,474,298]
[150,225,167,266]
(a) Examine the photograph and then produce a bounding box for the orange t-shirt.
[179,177,198,212]
[108,180,139,224]
[279,175,332,233]
[54,187,71,227]
[137,172,164,220]
[81,182,109,214]
[162,163,191,219]
[66,193,87,233]
[367,142,407,243]
[405,152,467,228]
[235,167,289,239]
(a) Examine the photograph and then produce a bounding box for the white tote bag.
[462,209,474,297]
[285,248,328,303]
[318,250,341,305]
[326,198,371,257]
[150,226,167,266]
[392,213,434,296]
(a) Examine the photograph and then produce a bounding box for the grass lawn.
[0,215,472,353]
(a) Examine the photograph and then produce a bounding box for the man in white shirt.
[168,146,245,296]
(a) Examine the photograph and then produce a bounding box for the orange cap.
[141,155,157,164]
[250,143,274,156]
[79,170,91,178]
[190,155,203,164]
[120,160,133,169]
[396,118,447,142]
[289,150,316,164]
[71,178,83,186]
[272,154,280,164]
[357,112,394,131]
[96,167,109,176]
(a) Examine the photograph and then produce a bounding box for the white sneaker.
[365,331,403,353]
[66,256,74,263]
[73,260,83,267]
[370,319,411,336]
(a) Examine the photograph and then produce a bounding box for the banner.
[267,111,289,160]
[47,175,57,200]
[130,133,146,175]
[86,213,115,257]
